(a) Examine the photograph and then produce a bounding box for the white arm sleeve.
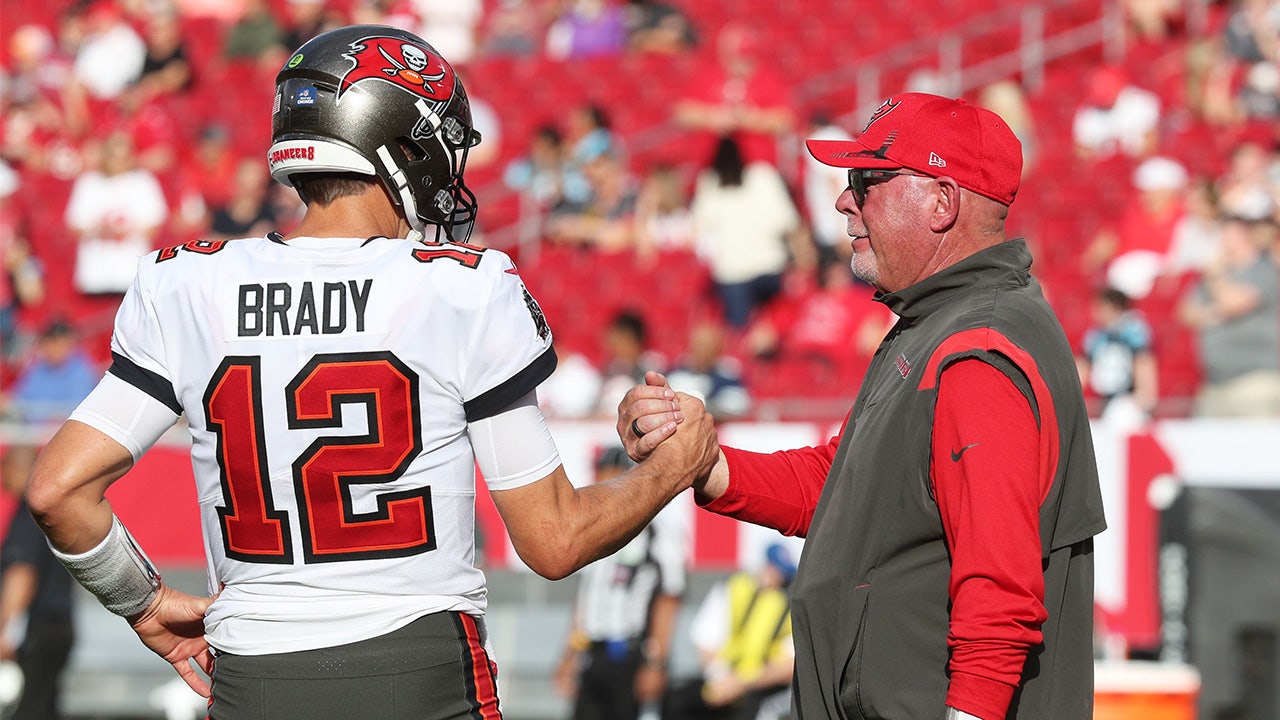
[467,390,561,492]
[68,372,180,461]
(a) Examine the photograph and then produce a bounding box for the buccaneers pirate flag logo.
[337,36,456,102]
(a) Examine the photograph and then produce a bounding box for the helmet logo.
[338,36,455,103]
[287,53,304,69]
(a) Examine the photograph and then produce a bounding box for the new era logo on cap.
[804,92,1023,206]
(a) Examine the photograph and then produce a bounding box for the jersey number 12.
[204,351,435,564]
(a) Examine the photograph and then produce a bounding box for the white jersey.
[100,234,555,655]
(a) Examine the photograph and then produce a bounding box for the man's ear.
[930,176,961,233]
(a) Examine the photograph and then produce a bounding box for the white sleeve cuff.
[69,373,180,461]
[467,391,561,491]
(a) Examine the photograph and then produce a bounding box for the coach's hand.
[129,584,218,697]
[648,391,721,493]
[617,371,684,462]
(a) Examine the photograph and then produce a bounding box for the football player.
[25,24,716,719]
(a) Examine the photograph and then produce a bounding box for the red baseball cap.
[806,92,1023,206]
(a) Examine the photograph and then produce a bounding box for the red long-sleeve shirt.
[706,358,1046,719]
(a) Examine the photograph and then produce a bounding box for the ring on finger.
[630,419,644,439]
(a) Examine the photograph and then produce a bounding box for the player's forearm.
[554,456,697,577]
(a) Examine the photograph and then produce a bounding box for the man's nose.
[836,187,859,217]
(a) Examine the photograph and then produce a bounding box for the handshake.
[615,370,726,501]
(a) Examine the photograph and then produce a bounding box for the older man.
[623,93,1106,720]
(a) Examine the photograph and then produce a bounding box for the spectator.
[595,310,667,417]
[545,0,629,60]
[64,130,168,295]
[0,165,44,367]
[0,319,100,425]
[1222,0,1280,64]
[634,162,695,257]
[4,24,74,108]
[108,70,185,178]
[744,263,891,384]
[977,80,1038,178]
[554,445,688,720]
[1,445,75,720]
[561,103,619,207]
[133,8,193,102]
[625,0,697,54]
[1072,64,1161,159]
[412,0,484,65]
[207,157,276,241]
[1076,287,1159,426]
[503,124,569,210]
[464,94,503,170]
[71,0,147,102]
[1178,216,1280,416]
[479,0,543,57]
[3,23,88,166]
[1241,60,1280,120]
[667,321,751,420]
[182,124,239,210]
[280,0,344,60]
[539,347,605,419]
[1216,141,1277,222]
[1165,174,1226,277]
[663,543,796,720]
[674,23,794,165]
[1123,0,1182,42]
[691,134,801,328]
[546,150,638,250]
[1085,156,1190,299]
[222,0,286,65]
[801,110,855,272]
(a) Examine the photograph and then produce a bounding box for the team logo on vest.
[894,353,912,379]
[338,36,455,103]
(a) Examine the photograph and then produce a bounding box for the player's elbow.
[25,462,74,527]
[511,535,589,581]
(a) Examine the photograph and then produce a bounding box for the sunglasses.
[847,168,925,205]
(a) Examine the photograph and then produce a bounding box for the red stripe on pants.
[460,613,502,719]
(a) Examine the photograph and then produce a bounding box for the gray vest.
[789,240,1106,719]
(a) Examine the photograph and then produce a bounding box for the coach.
[622,93,1107,719]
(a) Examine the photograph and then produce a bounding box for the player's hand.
[128,583,218,697]
[617,371,683,462]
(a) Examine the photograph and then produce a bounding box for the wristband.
[50,515,162,618]
[945,707,982,720]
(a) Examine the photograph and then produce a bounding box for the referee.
[554,446,688,720]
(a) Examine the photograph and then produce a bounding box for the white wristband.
[50,515,162,618]
[945,707,983,720]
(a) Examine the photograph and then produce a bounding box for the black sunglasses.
[847,168,924,205]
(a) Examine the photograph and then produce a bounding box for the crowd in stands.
[2,0,1279,424]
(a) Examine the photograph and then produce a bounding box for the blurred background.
[0,0,1278,718]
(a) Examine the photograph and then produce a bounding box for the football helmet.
[269,25,480,241]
